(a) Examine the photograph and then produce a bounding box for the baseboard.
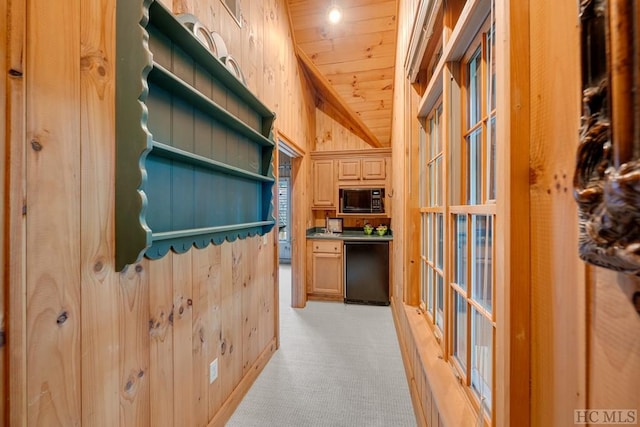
[207,337,277,427]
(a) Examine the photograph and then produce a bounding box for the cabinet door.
[338,159,361,180]
[312,252,343,295]
[313,160,335,207]
[362,158,386,180]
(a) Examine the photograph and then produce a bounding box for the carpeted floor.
[226,265,416,427]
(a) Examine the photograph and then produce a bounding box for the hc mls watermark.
[574,409,638,425]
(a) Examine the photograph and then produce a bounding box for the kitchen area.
[304,148,393,306]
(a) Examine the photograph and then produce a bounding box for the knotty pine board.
[529,0,585,425]
[172,251,194,427]
[26,0,82,424]
[191,245,218,426]
[119,261,151,425]
[0,0,7,420]
[149,253,174,427]
[80,0,121,424]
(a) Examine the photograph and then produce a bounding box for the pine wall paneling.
[119,261,151,425]
[5,0,316,425]
[26,0,82,424]
[0,0,7,419]
[494,0,531,425]
[6,0,27,423]
[590,269,640,416]
[315,108,371,152]
[529,1,586,425]
[80,0,125,424]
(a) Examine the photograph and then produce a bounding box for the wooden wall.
[314,108,371,152]
[589,270,640,416]
[2,0,316,425]
[0,0,7,418]
[391,0,639,426]
[528,1,587,424]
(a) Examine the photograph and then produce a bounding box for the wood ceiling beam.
[295,47,384,148]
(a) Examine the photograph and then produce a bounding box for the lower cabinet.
[307,239,343,299]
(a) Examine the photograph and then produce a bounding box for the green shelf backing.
[116,0,276,271]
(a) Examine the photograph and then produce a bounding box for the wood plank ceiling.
[287,0,399,147]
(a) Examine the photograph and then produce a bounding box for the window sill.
[393,299,480,426]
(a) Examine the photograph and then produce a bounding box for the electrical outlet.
[209,358,218,384]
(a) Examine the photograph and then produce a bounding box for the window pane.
[436,213,443,270]
[471,308,493,416]
[427,266,434,313]
[419,127,427,206]
[467,49,482,128]
[436,273,444,330]
[421,259,427,307]
[488,116,496,201]
[466,129,482,205]
[454,214,467,290]
[436,105,443,153]
[421,214,427,259]
[471,215,493,312]
[435,157,442,206]
[453,291,467,373]
[429,116,436,158]
[428,163,434,206]
[427,214,433,262]
[487,26,496,112]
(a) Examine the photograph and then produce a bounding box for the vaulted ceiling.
[286,0,399,148]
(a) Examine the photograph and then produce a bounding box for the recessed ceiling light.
[327,4,342,24]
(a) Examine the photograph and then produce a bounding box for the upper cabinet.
[361,158,386,180]
[311,148,391,215]
[338,158,386,181]
[312,159,336,208]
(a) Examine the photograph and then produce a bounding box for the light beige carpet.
[227,265,416,427]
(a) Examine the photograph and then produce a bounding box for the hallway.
[227,265,416,426]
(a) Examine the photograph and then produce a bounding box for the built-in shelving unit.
[115,0,276,271]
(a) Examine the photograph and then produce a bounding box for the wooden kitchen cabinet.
[312,159,335,208]
[338,159,361,180]
[338,157,386,181]
[307,240,343,298]
[361,158,386,180]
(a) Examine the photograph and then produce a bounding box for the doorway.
[278,154,292,263]
[276,131,305,307]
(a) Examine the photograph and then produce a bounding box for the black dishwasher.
[344,241,389,305]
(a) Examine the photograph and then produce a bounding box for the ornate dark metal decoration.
[574,0,640,275]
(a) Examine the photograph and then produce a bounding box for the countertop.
[306,227,393,241]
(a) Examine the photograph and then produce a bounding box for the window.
[419,102,444,332]
[417,14,496,423]
[454,16,496,419]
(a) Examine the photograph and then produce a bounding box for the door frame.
[274,130,306,308]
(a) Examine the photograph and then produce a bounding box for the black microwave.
[340,188,385,214]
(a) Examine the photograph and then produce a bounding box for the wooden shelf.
[150,141,275,182]
[148,0,274,132]
[115,0,276,271]
[148,64,274,148]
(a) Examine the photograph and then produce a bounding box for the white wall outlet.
[209,358,218,384]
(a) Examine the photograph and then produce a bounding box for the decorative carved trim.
[574,0,640,274]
